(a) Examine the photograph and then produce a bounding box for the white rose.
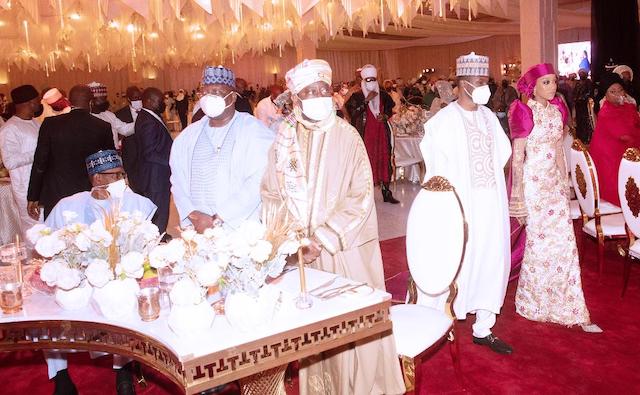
[40,259,65,286]
[149,245,169,269]
[35,233,66,258]
[118,251,145,279]
[26,224,51,245]
[164,239,186,263]
[250,240,273,263]
[191,258,222,287]
[169,278,203,306]
[239,221,266,245]
[277,239,300,256]
[229,234,250,258]
[85,259,114,288]
[87,220,113,247]
[181,228,197,242]
[62,210,78,224]
[74,232,91,252]
[56,267,83,290]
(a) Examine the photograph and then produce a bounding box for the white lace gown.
[515,100,591,326]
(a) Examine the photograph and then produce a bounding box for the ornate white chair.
[563,130,581,219]
[617,148,640,296]
[390,175,467,392]
[570,140,625,276]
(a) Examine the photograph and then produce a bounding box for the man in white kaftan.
[419,52,513,354]
[0,85,43,235]
[261,59,405,395]
[170,66,274,232]
[43,149,154,395]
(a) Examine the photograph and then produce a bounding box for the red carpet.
[2,224,639,394]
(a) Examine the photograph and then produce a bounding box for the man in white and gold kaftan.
[261,59,405,395]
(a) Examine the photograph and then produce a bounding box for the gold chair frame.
[572,140,626,277]
[395,176,468,392]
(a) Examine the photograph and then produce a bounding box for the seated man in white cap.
[345,64,399,204]
[261,59,406,395]
[419,52,513,354]
[170,66,274,232]
[88,82,136,150]
[43,150,155,395]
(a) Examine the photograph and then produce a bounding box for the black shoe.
[472,334,513,354]
[382,189,400,204]
[53,369,77,395]
[116,363,137,395]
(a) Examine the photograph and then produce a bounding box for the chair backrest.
[563,131,574,175]
[570,139,600,217]
[406,176,468,317]
[588,97,597,130]
[618,148,640,237]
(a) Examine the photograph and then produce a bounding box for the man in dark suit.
[27,85,115,220]
[115,86,142,178]
[131,87,172,235]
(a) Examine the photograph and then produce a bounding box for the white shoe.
[581,323,603,333]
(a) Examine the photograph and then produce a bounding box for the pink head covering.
[517,63,555,98]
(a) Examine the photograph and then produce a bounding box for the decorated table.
[0,266,393,395]
[390,105,429,183]
[395,136,425,183]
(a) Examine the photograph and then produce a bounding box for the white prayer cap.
[613,65,633,81]
[43,88,63,104]
[285,59,332,94]
[456,52,489,77]
[360,64,377,79]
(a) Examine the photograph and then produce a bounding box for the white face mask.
[300,97,335,121]
[463,81,491,105]
[200,92,235,118]
[365,81,379,91]
[106,179,127,199]
[130,100,142,111]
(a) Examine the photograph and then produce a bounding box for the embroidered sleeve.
[509,137,528,219]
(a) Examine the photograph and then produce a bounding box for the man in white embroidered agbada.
[170,66,274,232]
[261,59,405,395]
[419,52,514,354]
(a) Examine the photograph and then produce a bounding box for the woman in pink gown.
[508,64,601,332]
[589,72,640,206]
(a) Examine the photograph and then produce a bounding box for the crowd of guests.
[0,54,638,395]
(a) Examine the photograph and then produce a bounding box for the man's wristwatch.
[212,217,223,228]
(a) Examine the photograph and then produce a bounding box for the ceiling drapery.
[4,0,413,72]
[0,0,585,72]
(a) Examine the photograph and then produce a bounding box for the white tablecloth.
[394,136,424,183]
[0,181,20,245]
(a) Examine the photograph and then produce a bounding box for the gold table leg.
[238,364,288,395]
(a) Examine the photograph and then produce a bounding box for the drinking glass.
[137,287,161,321]
[0,282,23,314]
[0,243,28,267]
[157,265,181,308]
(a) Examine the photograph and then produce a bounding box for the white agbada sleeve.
[420,118,449,180]
[0,124,33,170]
[216,122,274,229]
[169,128,198,225]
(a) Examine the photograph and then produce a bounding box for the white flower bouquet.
[27,210,160,313]
[390,104,429,136]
